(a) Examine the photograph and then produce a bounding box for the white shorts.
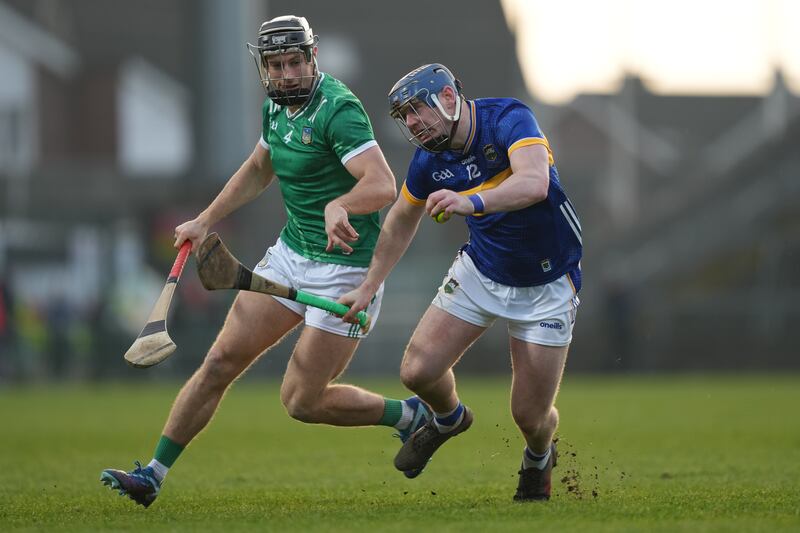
[431,251,579,346]
[253,238,383,338]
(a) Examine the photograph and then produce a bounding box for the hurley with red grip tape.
[123,240,193,368]
[169,240,193,282]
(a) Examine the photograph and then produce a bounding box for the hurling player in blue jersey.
[340,64,582,500]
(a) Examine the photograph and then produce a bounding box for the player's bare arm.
[174,143,276,250]
[324,145,397,253]
[339,197,425,322]
[427,144,550,219]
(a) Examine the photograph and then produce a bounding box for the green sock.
[378,398,403,427]
[153,435,185,468]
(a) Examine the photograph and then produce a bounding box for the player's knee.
[283,398,317,423]
[280,383,322,423]
[400,357,436,391]
[198,348,239,390]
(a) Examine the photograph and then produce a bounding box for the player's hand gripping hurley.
[196,233,371,332]
[124,241,192,368]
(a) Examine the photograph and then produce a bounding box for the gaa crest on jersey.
[301,126,313,145]
[432,168,455,181]
[540,259,552,272]
[483,144,498,161]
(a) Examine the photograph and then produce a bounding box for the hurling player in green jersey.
[100,16,432,508]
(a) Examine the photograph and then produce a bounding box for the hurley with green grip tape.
[196,233,371,332]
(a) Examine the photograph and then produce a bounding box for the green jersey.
[261,73,380,267]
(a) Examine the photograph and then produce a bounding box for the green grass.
[1,375,799,532]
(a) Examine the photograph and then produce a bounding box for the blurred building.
[0,0,797,381]
[553,76,800,370]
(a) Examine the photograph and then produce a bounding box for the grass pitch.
[1,375,799,532]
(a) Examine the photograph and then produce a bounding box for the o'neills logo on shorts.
[539,321,563,330]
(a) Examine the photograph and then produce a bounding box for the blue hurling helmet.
[388,63,463,153]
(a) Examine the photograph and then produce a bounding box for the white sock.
[433,403,464,434]
[147,459,169,482]
[522,446,551,470]
[394,400,414,430]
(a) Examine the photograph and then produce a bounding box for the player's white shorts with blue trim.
[432,251,579,346]
[253,238,383,339]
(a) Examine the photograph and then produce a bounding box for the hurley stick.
[196,233,370,332]
[124,240,192,368]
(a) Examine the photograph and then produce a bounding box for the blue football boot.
[394,396,433,479]
[100,461,161,508]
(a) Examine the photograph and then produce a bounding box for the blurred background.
[0,0,797,382]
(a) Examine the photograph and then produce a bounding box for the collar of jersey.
[285,72,326,121]
[436,100,477,162]
[460,100,478,155]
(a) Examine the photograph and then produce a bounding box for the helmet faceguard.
[247,15,320,106]
[388,64,463,153]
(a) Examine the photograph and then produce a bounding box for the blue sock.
[523,446,551,470]
[433,403,464,433]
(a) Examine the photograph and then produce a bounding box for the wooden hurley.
[196,233,370,332]
[124,240,192,368]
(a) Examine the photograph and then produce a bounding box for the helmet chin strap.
[428,95,463,152]
[431,93,461,122]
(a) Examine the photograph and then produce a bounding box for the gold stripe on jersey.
[402,167,514,212]
[401,182,426,205]
[459,167,513,216]
[566,272,577,294]
[462,101,478,155]
[461,167,513,196]
[508,136,554,165]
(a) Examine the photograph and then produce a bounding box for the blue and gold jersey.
[402,98,582,288]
